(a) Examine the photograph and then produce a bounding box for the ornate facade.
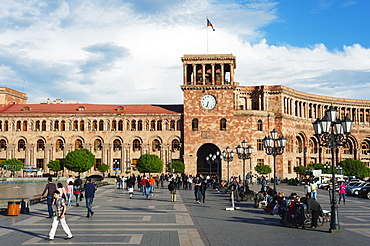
[1,54,370,178]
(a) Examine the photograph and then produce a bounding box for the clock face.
[201,95,216,110]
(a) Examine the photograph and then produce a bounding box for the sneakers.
[65,236,73,240]
[45,238,54,241]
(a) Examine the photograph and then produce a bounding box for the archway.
[196,143,221,177]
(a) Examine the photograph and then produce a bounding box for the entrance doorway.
[196,143,221,178]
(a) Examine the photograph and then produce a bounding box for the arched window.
[131,120,136,131]
[361,141,369,155]
[257,120,263,131]
[113,139,122,150]
[157,120,162,131]
[220,118,226,131]
[4,121,8,131]
[133,139,141,151]
[37,139,45,150]
[16,121,21,131]
[41,120,47,131]
[138,120,143,131]
[73,120,78,131]
[94,139,102,151]
[111,120,117,130]
[152,139,161,151]
[171,139,180,151]
[99,120,104,131]
[54,121,59,131]
[177,120,182,131]
[118,120,123,131]
[56,139,64,151]
[60,121,65,131]
[75,139,83,149]
[192,118,198,131]
[170,120,176,130]
[18,139,26,151]
[150,120,156,131]
[23,121,27,131]
[92,120,98,131]
[0,139,7,150]
[35,121,40,131]
[80,120,85,131]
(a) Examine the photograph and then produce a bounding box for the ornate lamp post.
[221,147,234,182]
[312,106,353,233]
[324,163,330,173]
[236,140,253,191]
[262,129,287,192]
[206,151,220,179]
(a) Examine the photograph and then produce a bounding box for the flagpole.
[206,17,209,54]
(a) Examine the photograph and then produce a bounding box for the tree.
[293,165,307,178]
[97,163,110,174]
[167,161,185,174]
[2,158,24,176]
[64,149,96,174]
[254,164,272,175]
[340,159,370,179]
[137,153,163,174]
[47,160,61,176]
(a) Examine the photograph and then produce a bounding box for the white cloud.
[0,0,369,104]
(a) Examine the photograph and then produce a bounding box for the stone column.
[211,64,215,85]
[183,64,187,85]
[192,64,196,85]
[221,64,224,85]
[230,63,234,83]
[202,64,206,85]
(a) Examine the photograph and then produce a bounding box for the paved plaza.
[0,183,369,245]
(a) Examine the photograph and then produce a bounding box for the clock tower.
[180,54,237,176]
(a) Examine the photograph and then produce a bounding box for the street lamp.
[236,140,253,192]
[324,163,330,173]
[221,147,234,182]
[262,129,287,192]
[312,106,353,234]
[336,166,343,175]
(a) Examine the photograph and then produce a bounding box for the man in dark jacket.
[84,178,96,218]
[300,197,321,228]
[200,179,207,203]
[41,177,57,218]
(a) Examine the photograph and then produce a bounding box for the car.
[359,183,370,199]
[346,182,367,196]
[86,175,104,182]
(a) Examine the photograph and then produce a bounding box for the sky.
[1,0,370,104]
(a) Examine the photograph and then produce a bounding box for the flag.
[207,18,215,31]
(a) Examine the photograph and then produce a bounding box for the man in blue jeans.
[84,178,96,218]
[41,177,57,218]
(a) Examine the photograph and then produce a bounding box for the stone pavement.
[0,183,369,246]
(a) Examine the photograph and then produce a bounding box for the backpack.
[145,179,150,187]
[168,183,175,191]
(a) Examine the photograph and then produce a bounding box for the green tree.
[293,165,307,178]
[340,159,370,179]
[47,160,61,176]
[137,153,163,174]
[167,161,185,174]
[254,164,272,175]
[2,158,24,176]
[97,163,110,174]
[64,149,96,174]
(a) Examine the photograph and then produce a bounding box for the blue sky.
[0,0,369,104]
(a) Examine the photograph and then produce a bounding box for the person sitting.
[254,190,267,208]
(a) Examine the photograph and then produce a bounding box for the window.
[138,120,143,131]
[54,121,59,131]
[113,139,122,150]
[192,118,198,131]
[56,139,64,151]
[23,121,27,131]
[37,139,45,150]
[257,139,264,151]
[16,121,21,131]
[288,161,292,174]
[94,139,102,151]
[111,120,117,130]
[60,121,66,131]
[131,120,136,131]
[0,139,7,150]
[92,120,98,131]
[73,120,78,131]
[36,159,44,169]
[170,120,176,130]
[220,118,226,131]
[118,120,123,131]
[152,139,161,151]
[22,106,30,111]
[75,139,83,149]
[77,106,85,111]
[150,120,156,131]
[157,120,162,131]
[177,120,182,131]
[257,120,263,131]
[257,159,264,165]
[95,159,102,170]
[80,120,85,131]
[99,120,104,131]
[42,120,46,131]
[35,121,40,131]
[171,139,180,151]
[18,139,26,151]
[4,121,8,131]
[133,139,141,151]
[361,142,369,155]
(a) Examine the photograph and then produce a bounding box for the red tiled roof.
[0,104,183,115]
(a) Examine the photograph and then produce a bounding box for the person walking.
[168,178,177,202]
[200,179,207,203]
[304,181,311,198]
[57,183,68,202]
[128,185,134,199]
[338,181,346,205]
[85,178,96,218]
[149,175,155,196]
[194,176,202,203]
[45,190,73,241]
[66,181,74,206]
[73,176,82,207]
[188,175,193,190]
[160,173,165,188]
[40,177,57,218]
[310,180,318,201]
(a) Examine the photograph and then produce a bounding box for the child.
[128,185,134,199]
[45,190,73,241]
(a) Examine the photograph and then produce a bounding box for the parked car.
[86,174,104,182]
[359,183,370,199]
[346,182,367,196]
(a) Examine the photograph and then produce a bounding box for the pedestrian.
[40,177,57,218]
[160,173,165,188]
[155,175,160,189]
[304,181,311,198]
[338,181,346,205]
[57,183,68,202]
[188,175,193,190]
[300,197,322,229]
[310,180,318,201]
[194,176,202,203]
[149,175,155,196]
[85,178,96,218]
[66,175,74,187]
[200,179,207,203]
[73,176,82,207]
[66,181,74,206]
[116,176,121,189]
[45,190,73,241]
[261,176,267,192]
[328,179,334,203]
[168,178,177,202]
[140,175,148,197]
[128,185,134,199]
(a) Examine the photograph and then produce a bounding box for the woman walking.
[338,181,346,205]
[66,181,74,206]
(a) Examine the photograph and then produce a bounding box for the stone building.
[1,54,370,179]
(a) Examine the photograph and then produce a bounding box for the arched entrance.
[196,143,221,177]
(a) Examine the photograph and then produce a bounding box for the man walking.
[310,180,318,201]
[85,178,96,218]
[45,190,73,241]
[41,177,57,218]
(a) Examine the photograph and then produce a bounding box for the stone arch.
[196,143,221,177]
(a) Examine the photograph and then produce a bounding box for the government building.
[1,54,370,179]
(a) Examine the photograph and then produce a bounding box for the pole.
[330,144,341,233]
[227,160,230,182]
[242,159,245,192]
[273,154,277,192]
